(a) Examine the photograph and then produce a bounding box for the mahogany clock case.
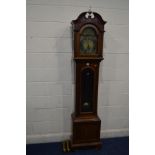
[70,11,106,149]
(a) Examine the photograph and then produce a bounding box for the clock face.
[80,27,97,54]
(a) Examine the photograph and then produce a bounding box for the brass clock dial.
[80,27,97,54]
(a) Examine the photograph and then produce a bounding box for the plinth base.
[70,139,102,150]
[70,113,102,150]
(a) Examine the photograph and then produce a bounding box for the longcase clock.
[70,11,106,149]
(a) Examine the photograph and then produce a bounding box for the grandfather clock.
[70,10,106,149]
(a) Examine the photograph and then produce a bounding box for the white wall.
[26,0,129,144]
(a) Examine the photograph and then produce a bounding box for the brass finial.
[88,5,92,13]
[85,6,94,19]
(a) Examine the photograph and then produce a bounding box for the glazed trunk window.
[81,68,94,112]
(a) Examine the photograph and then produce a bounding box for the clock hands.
[88,40,93,49]
[84,40,93,49]
[83,40,88,50]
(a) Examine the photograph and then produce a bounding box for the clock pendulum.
[70,10,106,150]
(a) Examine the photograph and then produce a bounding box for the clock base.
[70,113,102,150]
[70,139,102,150]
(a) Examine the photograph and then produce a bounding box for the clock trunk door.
[81,68,94,113]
